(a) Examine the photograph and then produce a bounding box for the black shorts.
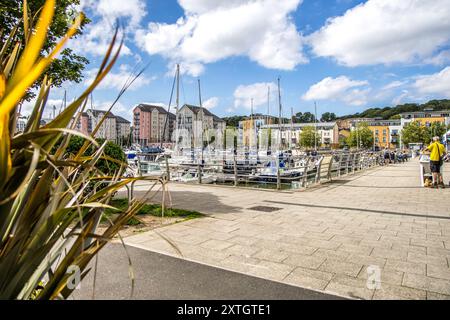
[430,161,441,173]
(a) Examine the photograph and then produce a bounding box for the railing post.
[233,155,238,187]
[315,157,323,184]
[352,153,356,174]
[327,156,334,181]
[165,156,170,181]
[277,160,281,190]
[338,153,343,177]
[302,157,310,188]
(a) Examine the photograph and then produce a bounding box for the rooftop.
[262,122,337,129]
[135,104,176,117]
[115,115,131,124]
[181,104,225,122]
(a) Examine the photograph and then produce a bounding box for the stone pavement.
[123,159,450,300]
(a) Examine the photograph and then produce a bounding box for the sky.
[29,0,450,121]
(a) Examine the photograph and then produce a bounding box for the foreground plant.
[0,0,162,299]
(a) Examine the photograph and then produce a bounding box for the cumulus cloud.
[84,65,153,90]
[203,97,219,110]
[302,76,370,106]
[308,0,450,66]
[413,66,450,98]
[72,0,146,56]
[233,82,277,111]
[136,0,307,76]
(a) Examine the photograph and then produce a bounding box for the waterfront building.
[115,115,131,143]
[15,114,28,133]
[399,109,450,127]
[176,104,226,149]
[366,120,401,149]
[133,104,176,146]
[86,109,117,141]
[260,122,339,148]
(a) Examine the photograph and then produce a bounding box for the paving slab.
[122,160,450,299]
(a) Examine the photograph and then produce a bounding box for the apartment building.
[115,115,131,140]
[367,120,401,149]
[238,115,279,147]
[399,109,450,127]
[260,122,339,148]
[176,104,226,148]
[86,109,117,141]
[133,104,176,146]
[15,114,28,133]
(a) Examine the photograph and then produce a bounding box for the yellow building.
[241,119,256,147]
[400,110,450,128]
[367,120,402,149]
[413,117,446,126]
[369,125,390,148]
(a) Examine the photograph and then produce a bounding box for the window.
[383,129,387,135]
[375,130,379,135]
[383,137,386,143]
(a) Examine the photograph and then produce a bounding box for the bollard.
[198,163,202,184]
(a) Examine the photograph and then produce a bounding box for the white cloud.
[381,80,408,91]
[413,66,450,98]
[203,97,219,110]
[72,0,146,56]
[178,0,249,14]
[233,82,277,111]
[136,0,307,76]
[424,50,450,66]
[94,100,134,120]
[392,90,411,106]
[84,65,153,91]
[308,0,450,66]
[302,76,370,106]
[20,99,65,118]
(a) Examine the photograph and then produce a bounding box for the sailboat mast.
[277,77,282,150]
[314,101,318,151]
[267,86,270,125]
[198,78,204,164]
[251,98,254,150]
[175,64,180,152]
[291,106,294,149]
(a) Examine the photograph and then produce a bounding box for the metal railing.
[138,150,391,191]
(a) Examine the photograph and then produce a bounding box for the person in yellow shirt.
[425,136,446,188]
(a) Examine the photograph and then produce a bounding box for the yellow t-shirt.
[428,142,446,162]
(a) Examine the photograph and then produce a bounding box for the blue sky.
[37,0,450,121]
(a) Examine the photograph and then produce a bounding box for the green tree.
[222,116,246,127]
[0,0,90,100]
[320,112,336,122]
[299,126,320,149]
[346,122,374,149]
[423,122,448,145]
[401,121,425,146]
[60,136,126,175]
[294,112,315,123]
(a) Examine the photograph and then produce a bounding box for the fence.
[153,150,386,191]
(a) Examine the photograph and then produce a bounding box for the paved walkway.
[73,244,341,300]
[124,159,450,300]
